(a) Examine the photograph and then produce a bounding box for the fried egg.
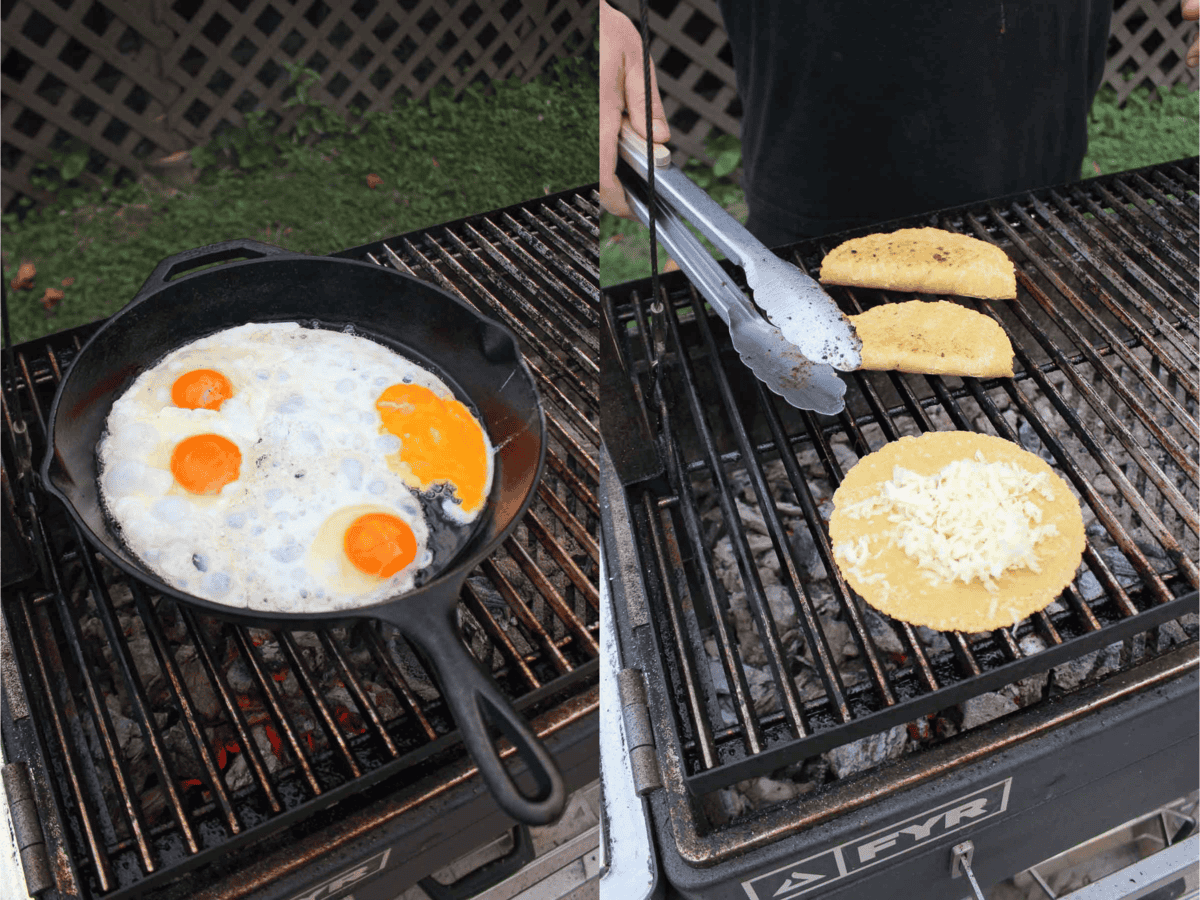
[376,382,492,522]
[98,322,493,612]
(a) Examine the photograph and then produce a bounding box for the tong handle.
[617,116,762,271]
[618,119,671,169]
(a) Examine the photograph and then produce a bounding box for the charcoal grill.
[1,186,601,900]
[600,160,1199,899]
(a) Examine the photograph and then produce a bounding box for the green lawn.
[600,83,1200,287]
[2,61,598,344]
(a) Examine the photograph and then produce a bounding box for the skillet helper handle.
[137,239,293,296]
[398,606,566,825]
[618,115,760,269]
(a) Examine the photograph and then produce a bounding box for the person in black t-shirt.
[600,1,1200,247]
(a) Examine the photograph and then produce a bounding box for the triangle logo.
[773,872,825,895]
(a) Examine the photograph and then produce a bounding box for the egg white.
[98,322,490,612]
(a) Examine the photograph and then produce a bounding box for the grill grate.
[1,187,600,899]
[603,161,1198,800]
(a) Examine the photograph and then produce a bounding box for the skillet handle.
[389,604,566,826]
[136,239,294,297]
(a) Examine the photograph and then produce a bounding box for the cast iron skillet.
[40,239,565,825]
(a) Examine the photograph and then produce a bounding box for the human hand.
[600,2,670,219]
[1186,0,1198,68]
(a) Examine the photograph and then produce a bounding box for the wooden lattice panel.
[155,0,596,144]
[1,0,596,214]
[1,0,187,214]
[1105,0,1198,104]
[611,0,1198,175]
[610,0,736,168]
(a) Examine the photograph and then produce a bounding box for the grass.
[1082,83,1199,177]
[2,59,599,345]
[601,83,1200,287]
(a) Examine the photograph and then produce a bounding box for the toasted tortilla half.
[829,432,1085,632]
[820,228,1017,300]
[850,300,1014,377]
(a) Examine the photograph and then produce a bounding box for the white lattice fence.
[612,0,1198,172]
[154,0,595,145]
[1,0,186,214]
[609,0,734,168]
[1,0,597,214]
[1106,0,1198,104]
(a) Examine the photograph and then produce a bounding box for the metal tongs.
[617,120,861,415]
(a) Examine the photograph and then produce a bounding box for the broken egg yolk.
[170,434,241,494]
[375,383,488,515]
[172,369,233,410]
[343,512,417,577]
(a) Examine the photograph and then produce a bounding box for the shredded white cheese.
[842,451,1059,592]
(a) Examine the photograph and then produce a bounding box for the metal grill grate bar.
[1063,188,1198,323]
[760,401,899,708]
[1003,206,1196,425]
[47,527,170,868]
[127,582,242,836]
[479,557,574,676]
[989,268,1197,530]
[233,626,323,796]
[13,594,116,891]
[461,580,543,691]
[276,631,363,779]
[982,216,1198,469]
[1142,171,1200,224]
[399,235,597,405]
[468,220,599,351]
[640,489,720,769]
[508,209,599,303]
[634,285,769,754]
[1025,195,1197,392]
[1065,190,1195,328]
[673,283,818,737]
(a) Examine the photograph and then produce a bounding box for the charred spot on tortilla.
[819,227,1017,300]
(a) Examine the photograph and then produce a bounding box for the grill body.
[608,479,1195,899]
[1,186,601,899]
[600,160,1198,897]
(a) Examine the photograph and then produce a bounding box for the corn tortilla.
[829,432,1085,632]
[820,228,1017,300]
[850,300,1014,377]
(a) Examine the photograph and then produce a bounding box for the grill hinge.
[617,669,662,794]
[3,762,54,895]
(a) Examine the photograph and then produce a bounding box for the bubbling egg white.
[98,322,493,612]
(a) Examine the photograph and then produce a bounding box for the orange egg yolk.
[170,434,242,494]
[172,369,233,410]
[343,513,417,577]
[375,383,488,514]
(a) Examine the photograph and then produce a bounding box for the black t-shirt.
[714,1,1112,246]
